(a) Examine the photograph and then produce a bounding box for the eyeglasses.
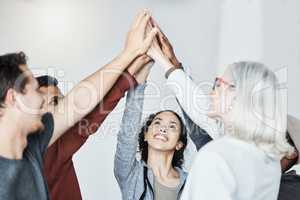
[212,77,236,90]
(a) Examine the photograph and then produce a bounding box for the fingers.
[143,27,159,50]
[150,18,172,50]
[139,12,152,33]
[127,54,152,75]
[151,18,165,38]
[132,9,148,29]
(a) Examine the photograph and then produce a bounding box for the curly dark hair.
[138,110,188,168]
[0,52,28,108]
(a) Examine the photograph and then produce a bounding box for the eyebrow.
[170,121,178,125]
[154,117,162,121]
[154,117,178,125]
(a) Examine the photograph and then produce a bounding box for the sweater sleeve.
[166,69,221,139]
[178,100,212,151]
[180,151,236,200]
[114,84,146,187]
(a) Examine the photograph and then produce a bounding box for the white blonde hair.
[227,61,294,158]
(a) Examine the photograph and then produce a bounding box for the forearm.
[50,52,137,146]
[50,73,138,161]
[179,102,212,151]
[78,71,138,136]
[70,52,136,118]
[166,69,220,139]
[114,84,146,182]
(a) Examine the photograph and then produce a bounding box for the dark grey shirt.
[0,113,54,200]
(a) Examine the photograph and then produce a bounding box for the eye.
[49,97,59,106]
[169,125,177,130]
[154,121,160,125]
[229,84,236,90]
[215,83,221,88]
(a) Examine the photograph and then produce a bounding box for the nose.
[159,126,167,134]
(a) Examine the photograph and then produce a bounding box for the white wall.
[0,0,299,199]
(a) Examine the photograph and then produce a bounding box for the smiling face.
[14,65,45,134]
[144,111,183,152]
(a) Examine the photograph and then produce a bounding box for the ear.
[144,132,149,142]
[4,88,17,107]
[175,141,184,151]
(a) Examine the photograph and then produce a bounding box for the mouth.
[153,133,168,142]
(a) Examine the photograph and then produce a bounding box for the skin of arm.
[47,71,138,163]
[48,11,158,147]
[147,18,221,139]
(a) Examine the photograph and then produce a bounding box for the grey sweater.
[114,84,211,200]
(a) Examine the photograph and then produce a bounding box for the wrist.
[165,65,184,79]
[170,58,181,68]
[120,49,139,61]
[117,51,135,66]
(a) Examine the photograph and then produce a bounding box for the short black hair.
[36,75,58,88]
[0,52,28,108]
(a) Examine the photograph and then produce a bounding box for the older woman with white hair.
[147,20,295,200]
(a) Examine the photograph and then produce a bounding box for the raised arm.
[114,84,146,185]
[147,19,220,139]
[48,71,138,163]
[48,11,158,146]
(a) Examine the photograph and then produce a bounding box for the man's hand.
[48,11,157,147]
[281,149,298,172]
[123,10,159,58]
[127,54,152,75]
[134,60,154,84]
[127,55,153,84]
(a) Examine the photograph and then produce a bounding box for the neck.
[147,147,175,178]
[0,117,27,159]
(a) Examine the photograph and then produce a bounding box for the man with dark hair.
[37,56,151,200]
[0,10,158,200]
[278,115,300,200]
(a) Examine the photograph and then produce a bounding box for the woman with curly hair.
[113,60,211,200]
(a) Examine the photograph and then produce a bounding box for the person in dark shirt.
[38,54,152,200]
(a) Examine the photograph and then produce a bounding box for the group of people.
[0,10,299,200]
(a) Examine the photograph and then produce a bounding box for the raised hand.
[152,19,181,68]
[127,54,152,75]
[123,10,159,58]
[134,59,154,84]
[146,18,180,73]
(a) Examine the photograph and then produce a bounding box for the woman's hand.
[153,19,181,68]
[146,18,181,72]
[122,10,159,59]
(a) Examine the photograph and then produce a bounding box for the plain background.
[1,0,300,199]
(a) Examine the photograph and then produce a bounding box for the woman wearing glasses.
[148,20,294,200]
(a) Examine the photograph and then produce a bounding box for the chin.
[148,141,173,152]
